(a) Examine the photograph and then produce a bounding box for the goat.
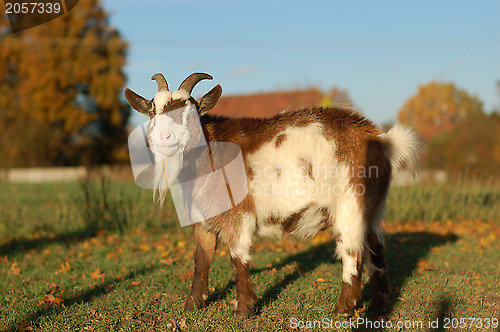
[125,73,422,317]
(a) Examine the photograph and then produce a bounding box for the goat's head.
[125,73,222,201]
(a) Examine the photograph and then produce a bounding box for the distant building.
[211,88,325,118]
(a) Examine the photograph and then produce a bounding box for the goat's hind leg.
[366,229,390,314]
[185,225,217,310]
[334,246,364,315]
[333,191,365,315]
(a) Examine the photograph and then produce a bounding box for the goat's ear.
[125,88,152,115]
[197,85,222,116]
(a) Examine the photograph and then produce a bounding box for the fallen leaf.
[417,259,437,274]
[48,282,60,290]
[38,294,64,306]
[14,321,32,331]
[138,243,151,251]
[131,281,141,286]
[58,261,71,274]
[90,268,105,281]
[9,262,21,275]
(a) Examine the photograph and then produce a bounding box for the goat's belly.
[255,205,330,239]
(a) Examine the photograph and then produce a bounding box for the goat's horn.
[178,73,213,94]
[151,73,169,92]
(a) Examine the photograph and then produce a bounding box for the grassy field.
[0,180,499,331]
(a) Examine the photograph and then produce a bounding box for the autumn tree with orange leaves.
[0,0,128,167]
[399,81,500,175]
[398,81,483,139]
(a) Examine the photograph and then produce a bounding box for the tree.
[0,0,129,167]
[398,81,483,139]
[426,112,500,175]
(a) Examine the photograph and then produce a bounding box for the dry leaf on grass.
[38,294,64,306]
[90,268,105,281]
[58,261,71,274]
[14,321,32,331]
[417,259,437,274]
[9,262,21,275]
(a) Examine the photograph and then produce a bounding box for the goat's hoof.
[184,294,207,311]
[368,298,389,314]
[233,302,255,318]
[333,301,356,316]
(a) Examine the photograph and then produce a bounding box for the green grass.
[0,181,499,331]
[386,181,500,222]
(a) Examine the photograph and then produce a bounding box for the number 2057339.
[442,317,498,329]
[5,2,62,14]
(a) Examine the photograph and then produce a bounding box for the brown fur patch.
[318,206,330,230]
[201,109,315,155]
[156,97,198,115]
[231,256,257,317]
[299,157,314,180]
[275,133,287,147]
[282,206,308,232]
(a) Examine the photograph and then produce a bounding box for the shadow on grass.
[210,231,457,320]
[5,264,160,332]
[361,232,457,318]
[0,228,102,259]
[426,294,455,332]
[208,240,336,310]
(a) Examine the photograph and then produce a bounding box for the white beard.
[152,149,184,205]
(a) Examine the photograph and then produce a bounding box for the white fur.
[382,124,422,176]
[256,222,283,238]
[149,103,199,204]
[341,252,361,284]
[230,213,256,264]
[290,207,329,239]
[333,186,366,283]
[247,123,343,222]
[153,90,191,111]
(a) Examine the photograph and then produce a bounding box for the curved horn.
[151,73,169,92]
[178,73,213,94]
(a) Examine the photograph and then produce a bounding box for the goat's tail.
[382,124,423,177]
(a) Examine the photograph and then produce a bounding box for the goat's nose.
[160,132,171,141]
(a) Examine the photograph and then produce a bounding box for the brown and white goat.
[125,73,421,317]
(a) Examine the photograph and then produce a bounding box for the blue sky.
[102,0,500,127]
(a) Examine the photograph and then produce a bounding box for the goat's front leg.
[231,256,257,317]
[185,225,216,310]
[229,213,257,317]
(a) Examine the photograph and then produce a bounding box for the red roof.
[211,89,324,118]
